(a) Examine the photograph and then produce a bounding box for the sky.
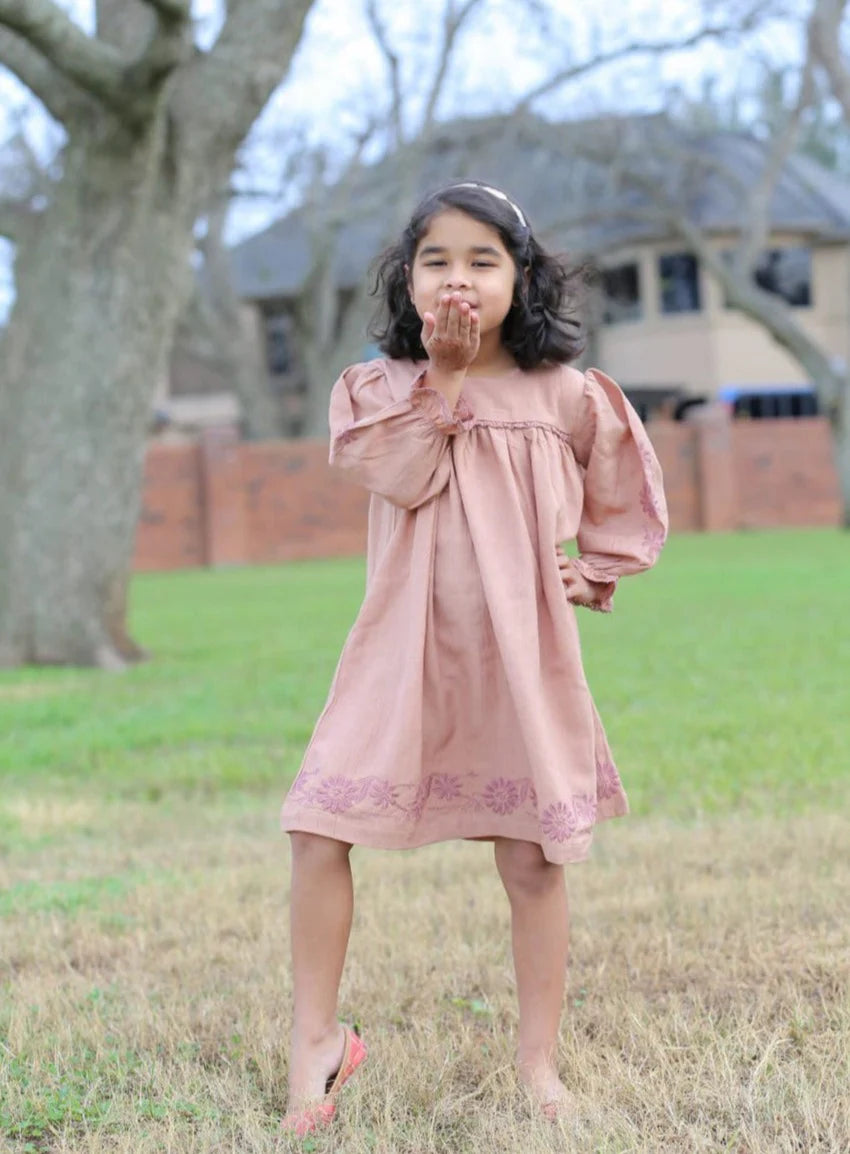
[0,0,809,320]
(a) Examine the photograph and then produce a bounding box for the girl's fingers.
[421,312,436,344]
[435,294,451,333]
[556,549,591,602]
[445,294,461,340]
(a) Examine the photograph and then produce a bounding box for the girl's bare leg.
[494,837,570,1108]
[286,831,354,1109]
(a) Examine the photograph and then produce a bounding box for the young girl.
[279,181,668,1136]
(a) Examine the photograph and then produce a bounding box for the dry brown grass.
[2,802,849,1153]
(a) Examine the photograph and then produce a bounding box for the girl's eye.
[424,261,446,267]
[472,261,495,267]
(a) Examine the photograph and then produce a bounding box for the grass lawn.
[1,528,848,1152]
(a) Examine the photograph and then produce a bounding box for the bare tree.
[254,0,778,437]
[0,0,315,668]
[282,0,850,518]
[717,14,850,521]
[550,123,849,520]
[287,0,491,436]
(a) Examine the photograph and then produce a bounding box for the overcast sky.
[0,0,807,318]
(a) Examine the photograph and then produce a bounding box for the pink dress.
[280,358,668,864]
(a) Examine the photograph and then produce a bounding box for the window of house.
[265,311,292,375]
[722,247,813,307]
[753,247,812,306]
[601,262,641,324]
[658,253,700,313]
[722,388,819,418]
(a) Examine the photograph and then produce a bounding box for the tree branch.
[0,0,128,112]
[123,23,192,93]
[513,10,775,113]
[735,55,815,273]
[177,0,314,173]
[0,25,80,123]
[364,0,403,151]
[421,0,486,134]
[809,0,850,121]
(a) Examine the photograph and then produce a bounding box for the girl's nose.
[444,269,471,289]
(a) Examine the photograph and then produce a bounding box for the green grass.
[0,529,847,827]
[0,558,367,800]
[0,869,177,917]
[1,529,848,1153]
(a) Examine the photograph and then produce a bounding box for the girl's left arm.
[571,368,669,612]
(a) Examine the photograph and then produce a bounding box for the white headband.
[452,182,528,229]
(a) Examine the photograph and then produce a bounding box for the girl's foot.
[286,1022,347,1111]
[282,1024,368,1138]
[517,1058,572,1121]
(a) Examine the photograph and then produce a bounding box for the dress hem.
[280,802,628,866]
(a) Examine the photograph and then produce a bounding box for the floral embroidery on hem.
[596,758,623,801]
[286,764,621,844]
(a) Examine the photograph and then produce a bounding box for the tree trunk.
[0,0,314,668]
[233,304,283,440]
[201,203,282,440]
[0,119,200,668]
[300,285,376,438]
[829,377,850,529]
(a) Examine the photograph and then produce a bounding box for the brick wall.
[132,417,842,572]
[242,441,369,562]
[642,421,701,531]
[135,443,205,571]
[732,418,841,529]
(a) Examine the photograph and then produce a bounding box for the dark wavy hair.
[369,182,587,369]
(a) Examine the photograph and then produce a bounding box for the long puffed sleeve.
[328,360,475,509]
[571,368,668,611]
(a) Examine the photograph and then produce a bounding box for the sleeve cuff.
[571,558,618,613]
[410,373,475,434]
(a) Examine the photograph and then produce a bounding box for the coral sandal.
[281,1025,368,1138]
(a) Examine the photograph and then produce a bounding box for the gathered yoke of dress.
[280,357,668,864]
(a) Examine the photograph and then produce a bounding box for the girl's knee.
[494,838,562,899]
[289,831,351,868]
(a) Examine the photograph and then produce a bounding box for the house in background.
[167,114,850,435]
[588,139,850,419]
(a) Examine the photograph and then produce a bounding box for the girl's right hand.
[556,548,599,609]
[421,291,480,373]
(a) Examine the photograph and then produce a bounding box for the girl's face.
[407,209,517,340]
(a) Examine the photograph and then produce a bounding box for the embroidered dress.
[280,358,668,864]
